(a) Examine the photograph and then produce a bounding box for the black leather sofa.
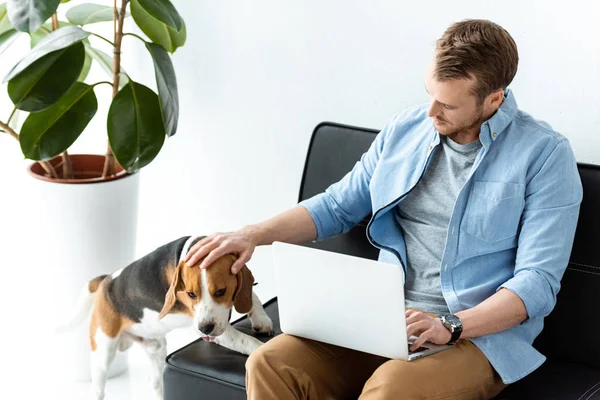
[163,122,600,399]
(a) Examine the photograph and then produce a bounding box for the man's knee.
[360,361,426,399]
[245,342,271,375]
[245,335,297,377]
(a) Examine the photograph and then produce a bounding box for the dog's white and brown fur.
[59,236,273,400]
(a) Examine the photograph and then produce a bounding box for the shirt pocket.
[463,180,525,243]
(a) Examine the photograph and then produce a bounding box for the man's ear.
[233,265,254,314]
[487,88,505,110]
[159,261,185,319]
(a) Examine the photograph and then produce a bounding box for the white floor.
[2,327,202,400]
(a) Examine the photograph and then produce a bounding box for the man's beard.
[437,106,486,136]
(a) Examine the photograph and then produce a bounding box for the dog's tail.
[55,275,108,333]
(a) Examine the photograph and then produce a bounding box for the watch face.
[445,315,461,327]
[442,314,462,331]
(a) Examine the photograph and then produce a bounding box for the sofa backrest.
[299,122,600,368]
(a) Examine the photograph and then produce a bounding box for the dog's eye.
[187,292,197,299]
[214,289,226,298]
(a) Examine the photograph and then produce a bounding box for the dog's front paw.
[250,312,274,336]
[245,336,264,355]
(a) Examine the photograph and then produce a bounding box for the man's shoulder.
[511,109,566,143]
[389,103,430,126]
[382,103,431,138]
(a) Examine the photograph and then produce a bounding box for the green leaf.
[0,3,15,35]
[29,20,76,48]
[8,41,84,111]
[8,107,23,131]
[4,25,89,82]
[29,21,91,81]
[19,82,97,160]
[145,42,178,137]
[7,0,61,33]
[137,0,182,30]
[84,43,128,88]
[131,0,185,53]
[77,47,91,82]
[107,81,166,171]
[30,23,53,48]
[0,28,19,55]
[0,3,19,53]
[66,3,127,26]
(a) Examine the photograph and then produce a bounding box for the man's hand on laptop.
[405,309,452,351]
[185,228,259,274]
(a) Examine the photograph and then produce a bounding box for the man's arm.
[455,288,526,339]
[245,205,318,246]
[186,206,317,272]
[299,113,406,240]
[497,139,582,320]
[406,288,527,350]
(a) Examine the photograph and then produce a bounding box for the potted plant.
[0,0,186,382]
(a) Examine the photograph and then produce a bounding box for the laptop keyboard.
[408,344,429,354]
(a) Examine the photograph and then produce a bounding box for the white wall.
[1,0,599,316]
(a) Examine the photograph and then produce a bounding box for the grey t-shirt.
[395,134,482,315]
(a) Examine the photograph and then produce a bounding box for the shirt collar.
[479,88,519,148]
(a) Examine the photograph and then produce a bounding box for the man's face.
[425,64,485,141]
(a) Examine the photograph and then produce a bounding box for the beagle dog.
[59,236,273,400]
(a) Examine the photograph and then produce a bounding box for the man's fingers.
[184,235,212,262]
[231,260,244,275]
[231,252,251,274]
[187,242,214,266]
[406,320,429,339]
[199,245,232,269]
[411,328,434,351]
[405,311,426,325]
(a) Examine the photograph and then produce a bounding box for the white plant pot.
[26,156,140,382]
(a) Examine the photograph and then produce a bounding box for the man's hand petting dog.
[185,227,259,274]
[405,309,452,351]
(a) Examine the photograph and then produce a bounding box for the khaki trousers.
[246,333,507,400]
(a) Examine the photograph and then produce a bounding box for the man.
[185,19,582,399]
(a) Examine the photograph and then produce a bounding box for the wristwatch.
[439,314,463,344]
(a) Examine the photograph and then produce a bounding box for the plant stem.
[89,32,115,47]
[51,13,59,30]
[122,32,146,43]
[7,106,17,125]
[0,120,58,178]
[103,0,129,178]
[39,160,59,179]
[61,151,73,179]
[50,12,74,179]
[92,81,115,88]
[0,120,18,141]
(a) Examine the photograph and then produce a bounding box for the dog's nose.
[199,322,215,335]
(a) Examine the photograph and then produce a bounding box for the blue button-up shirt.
[299,90,583,384]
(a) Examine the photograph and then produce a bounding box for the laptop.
[271,241,454,360]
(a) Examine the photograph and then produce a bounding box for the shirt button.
[492,132,497,138]
[429,145,433,150]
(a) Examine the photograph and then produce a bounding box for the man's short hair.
[435,19,519,104]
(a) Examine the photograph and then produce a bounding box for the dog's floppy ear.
[159,261,185,319]
[233,265,254,314]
